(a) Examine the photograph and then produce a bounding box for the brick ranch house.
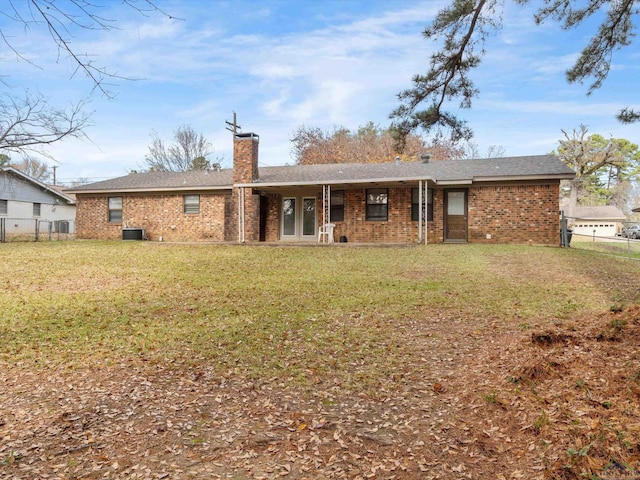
[70,132,575,245]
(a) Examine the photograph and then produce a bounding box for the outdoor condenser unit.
[122,228,145,240]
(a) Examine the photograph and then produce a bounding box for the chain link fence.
[0,218,75,243]
[561,215,640,260]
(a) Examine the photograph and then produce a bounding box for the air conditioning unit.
[56,220,70,233]
[122,228,145,241]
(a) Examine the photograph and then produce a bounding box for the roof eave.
[70,172,576,193]
[472,173,576,182]
[71,185,232,194]
[235,176,436,188]
[578,217,627,221]
[2,166,76,204]
[434,179,473,185]
[237,173,575,188]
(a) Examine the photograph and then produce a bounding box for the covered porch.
[240,179,468,245]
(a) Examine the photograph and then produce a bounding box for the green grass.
[1,241,638,390]
[570,234,640,259]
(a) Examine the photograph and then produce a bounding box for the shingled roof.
[573,206,626,221]
[68,155,574,193]
[69,169,233,193]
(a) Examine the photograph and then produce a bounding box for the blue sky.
[1,0,638,183]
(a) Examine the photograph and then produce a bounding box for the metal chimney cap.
[235,132,259,140]
[421,153,431,163]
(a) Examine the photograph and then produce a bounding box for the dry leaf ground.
[1,242,639,480]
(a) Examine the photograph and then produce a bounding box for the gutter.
[70,173,575,194]
[70,185,232,195]
[473,174,575,182]
[235,173,574,189]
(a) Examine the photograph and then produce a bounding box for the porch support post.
[320,184,331,243]
[418,181,423,245]
[424,181,428,245]
[322,185,326,233]
[238,187,246,243]
[327,185,331,224]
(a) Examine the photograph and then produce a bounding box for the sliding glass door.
[281,196,316,240]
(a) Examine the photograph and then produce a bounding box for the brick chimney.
[233,132,259,184]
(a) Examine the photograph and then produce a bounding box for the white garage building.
[571,206,626,238]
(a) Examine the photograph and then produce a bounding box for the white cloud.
[3,0,637,180]
[488,99,627,117]
[530,54,579,75]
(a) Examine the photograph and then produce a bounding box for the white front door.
[281,196,316,240]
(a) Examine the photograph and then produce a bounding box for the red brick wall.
[262,183,560,245]
[426,189,444,244]
[243,190,260,242]
[225,188,261,242]
[76,182,561,245]
[263,194,280,242]
[76,193,228,241]
[331,188,418,243]
[467,183,560,245]
[233,135,259,185]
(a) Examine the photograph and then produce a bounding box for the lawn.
[1,242,639,479]
[570,234,640,260]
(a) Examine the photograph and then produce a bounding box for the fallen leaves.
[2,304,640,479]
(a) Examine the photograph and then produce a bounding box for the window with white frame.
[366,188,388,221]
[183,195,200,214]
[33,203,41,217]
[108,197,123,223]
[0,199,7,215]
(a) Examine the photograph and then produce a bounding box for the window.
[0,199,7,215]
[302,197,316,236]
[184,195,200,214]
[366,188,388,221]
[412,188,434,222]
[33,203,41,217]
[330,190,344,222]
[108,196,122,223]
[283,198,296,236]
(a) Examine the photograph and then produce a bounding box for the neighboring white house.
[570,205,626,238]
[0,167,76,239]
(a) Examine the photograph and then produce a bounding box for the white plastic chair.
[318,223,336,243]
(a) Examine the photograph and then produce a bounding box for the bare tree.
[143,125,221,172]
[0,91,91,162]
[8,157,51,183]
[0,2,172,167]
[555,125,640,212]
[3,0,174,96]
[457,141,505,159]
